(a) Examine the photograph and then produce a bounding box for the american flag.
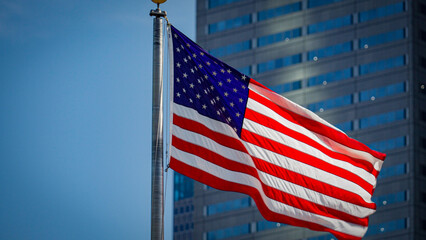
[168,25,386,240]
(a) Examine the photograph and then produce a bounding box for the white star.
[198,79,202,84]
[216,96,220,101]
[189,99,193,103]
[183,58,188,63]
[218,81,223,86]
[188,55,191,60]
[236,112,241,117]
[176,48,180,53]
[227,78,231,83]
[230,102,234,107]
[176,92,181,97]
[181,45,184,49]
[200,52,204,56]
[227,69,232,73]
[206,61,211,66]
[227,117,231,122]
[191,68,195,73]
[198,64,203,69]
[221,69,225,73]
[210,86,214,90]
[174,34,178,38]
[233,88,238,93]
[192,53,197,58]
[204,75,208,79]
[210,100,215,105]
[186,43,190,47]
[233,127,237,132]
[221,107,225,111]
[202,104,207,109]
[189,83,194,88]
[242,75,247,80]
[224,92,229,97]
[212,71,217,76]
[239,98,243,103]
[183,73,188,78]
[196,94,201,99]
[217,111,221,115]
[176,78,180,83]
[241,85,246,89]
[176,62,181,68]
[182,88,186,93]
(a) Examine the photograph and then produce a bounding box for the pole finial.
[151,0,167,4]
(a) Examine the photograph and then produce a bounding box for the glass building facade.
[173,0,426,239]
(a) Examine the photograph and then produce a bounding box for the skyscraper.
[173,0,426,239]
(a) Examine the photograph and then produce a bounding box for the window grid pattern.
[269,80,302,94]
[372,191,407,207]
[174,172,194,201]
[209,15,251,34]
[206,197,251,216]
[258,2,302,21]
[308,15,352,34]
[359,109,406,129]
[209,40,251,58]
[308,41,352,61]
[206,224,251,240]
[359,56,405,75]
[359,82,405,102]
[237,66,251,76]
[257,54,302,73]
[307,68,353,87]
[367,136,406,152]
[377,163,407,180]
[359,29,405,49]
[257,220,285,232]
[208,0,245,9]
[365,218,407,236]
[258,28,302,47]
[307,95,353,112]
[308,0,344,9]
[359,2,404,23]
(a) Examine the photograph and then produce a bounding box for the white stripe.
[249,83,384,170]
[171,146,367,237]
[173,103,238,138]
[172,105,374,218]
[243,118,376,189]
[244,141,375,216]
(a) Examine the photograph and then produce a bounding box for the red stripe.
[249,79,386,161]
[251,155,376,211]
[244,107,379,178]
[172,119,371,225]
[170,158,363,240]
[173,113,246,152]
[241,128,374,196]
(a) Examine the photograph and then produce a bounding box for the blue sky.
[0,0,194,239]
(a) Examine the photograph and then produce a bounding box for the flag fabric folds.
[167,25,386,240]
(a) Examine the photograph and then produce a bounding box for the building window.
[237,66,251,76]
[308,15,352,35]
[258,28,302,47]
[307,0,344,9]
[334,121,353,133]
[209,40,251,58]
[367,136,407,152]
[208,0,246,9]
[307,68,353,87]
[256,220,285,232]
[308,41,352,61]
[307,234,336,240]
[257,54,302,73]
[258,2,302,22]
[359,2,405,23]
[209,14,252,34]
[365,218,407,236]
[174,172,194,201]
[359,29,405,49]
[359,82,405,102]
[372,191,407,207]
[377,163,407,180]
[269,80,302,94]
[359,55,405,75]
[206,197,251,216]
[307,94,353,112]
[206,224,251,240]
[359,109,406,129]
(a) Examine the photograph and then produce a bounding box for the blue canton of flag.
[170,25,249,136]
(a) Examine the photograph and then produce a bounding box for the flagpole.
[149,1,166,240]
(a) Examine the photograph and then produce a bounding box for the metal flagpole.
[149,1,166,240]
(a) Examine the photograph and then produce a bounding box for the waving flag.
[167,25,386,240]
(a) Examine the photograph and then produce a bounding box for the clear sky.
[0,0,194,239]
